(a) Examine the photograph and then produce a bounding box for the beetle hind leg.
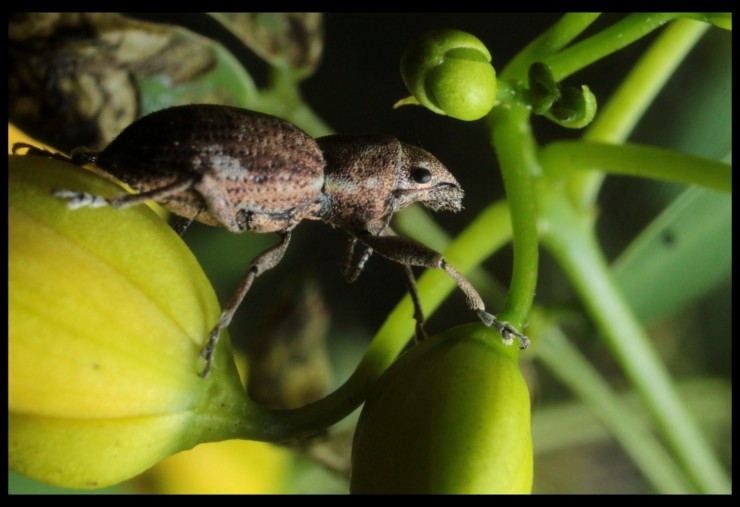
[53,177,197,210]
[199,229,293,377]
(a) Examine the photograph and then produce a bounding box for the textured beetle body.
[92,105,326,233]
[38,104,528,377]
[86,105,462,236]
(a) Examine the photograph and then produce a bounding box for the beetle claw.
[476,310,530,349]
[476,309,495,327]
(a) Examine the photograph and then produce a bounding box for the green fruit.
[351,324,532,494]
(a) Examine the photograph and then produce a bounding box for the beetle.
[16,104,529,377]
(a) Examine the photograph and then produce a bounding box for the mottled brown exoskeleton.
[18,104,529,377]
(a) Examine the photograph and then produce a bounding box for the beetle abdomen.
[95,105,326,232]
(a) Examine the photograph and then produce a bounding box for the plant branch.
[503,13,602,81]
[540,141,731,193]
[569,19,710,209]
[543,13,686,81]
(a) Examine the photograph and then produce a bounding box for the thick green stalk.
[488,106,539,329]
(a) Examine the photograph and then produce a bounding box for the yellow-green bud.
[401,29,497,121]
[351,324,533,494]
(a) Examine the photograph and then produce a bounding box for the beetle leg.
[52,177,197,210]
[401,264,427,342]
[170,214,196,236]
[357,232,529,349]
[341,237,374,283]
[199,230,293,377]
[377,226,427,341]
[340,216,393,283]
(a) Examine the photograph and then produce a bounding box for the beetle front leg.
[357,232,529,349]
[341,216,394,283]
[341,237,374,283]
[199,230,293,377]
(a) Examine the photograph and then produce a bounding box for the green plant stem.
[502,13,602,81]
[488,106,539,329]
[535,324,693,493]
[569,19,709,209]
[538,186,731,494]
[541,141,731,193]
[544,13,687,81]
[221,201,513,442]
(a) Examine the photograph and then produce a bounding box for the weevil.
[15,104,529,377]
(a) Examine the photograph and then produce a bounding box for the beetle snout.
[424,181,464,212]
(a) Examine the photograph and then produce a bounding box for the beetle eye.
[410,167,432,184]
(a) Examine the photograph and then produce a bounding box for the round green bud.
[351,324,533,494]
[401,29,497,121]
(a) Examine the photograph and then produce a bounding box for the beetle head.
[317,135,463,229]
[393,143,463,213]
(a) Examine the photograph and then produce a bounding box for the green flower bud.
[400,29,497,121]
[351,324,532,494]
[8,155,251,489]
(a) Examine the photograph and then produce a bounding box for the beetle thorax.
[317,135,402,229]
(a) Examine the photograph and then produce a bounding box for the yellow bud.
[8,154,249,488]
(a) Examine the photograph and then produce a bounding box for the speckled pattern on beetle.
[24,104,529,376]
